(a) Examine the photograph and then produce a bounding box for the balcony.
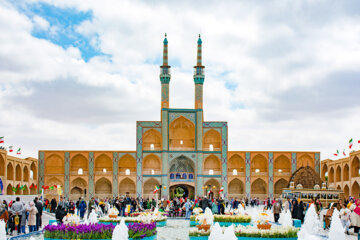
[142,170,162,175]
[251,171,268,177]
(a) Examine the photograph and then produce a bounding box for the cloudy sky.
[1,0,360,160]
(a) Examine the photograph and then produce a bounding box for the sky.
[0,0,360,160]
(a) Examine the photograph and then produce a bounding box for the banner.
[0,178,3,194]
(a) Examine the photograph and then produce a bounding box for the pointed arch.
[7,163,14,180]
[228,178,244,197]
[251,178,267,195]
[344,184,350,198]
[119,154,136,174]
[47,177,63,197]
[70,154,88,174]
[251,154,268,173]
[336,166,341,182]
[71,177,87,189]
[351,156,359,178]
[143,129,162,151]
[203,155,221,174]
[274,178,288,196]
[6,184,12,195]
[30,162,37,180]
[30,187,37,195]
[143,154,161,174]
[343,164,349,181]
[321,164,328,181]
[297,154,314,168]
[15,164,22,181]
[328,167,335,183]
[228,154,245,173]
[352,181,360,198]
[274,155,291,173]
[23,166,29,182]
[204,178,221,198]
[119,177,136,197]
[0,155,4,176]
[203,129,221,151]
[95,177,112,197]
[46,154,64,175]
[95,154,112,174]
[169,116,195,150]
[143,178,160,198]
[23,186,29,195]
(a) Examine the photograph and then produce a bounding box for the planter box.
[189,237,209,240]
[190,221,200,226]
[216,222,251,227]
[156,220,167,227]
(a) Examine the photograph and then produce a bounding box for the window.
[209,144,214,151]
[232,169,237,176]
[30,170,34,180]
[176,173,181,179]
[325,172,328,177]
[255,169,260,173]
[150,144,154,150]
[180,140,183,145]
[189,174,194,179]
[170,173,174,179]
[183,173,187,179]
[78,168,83,175]
[209,169,214,175]
[151,169,155,175]
[103,168,107,173]
[278,169,282,173]
[125,169,130,175]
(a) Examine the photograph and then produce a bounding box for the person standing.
[50,198,57,213]
[283,198,291,213]
[340,203,350,234]
[27,202,38,232]
[273,199,282,223]
[78,200,87,220]
[184,199,192,219]
[10,197,24,234]
[34,197,43,231]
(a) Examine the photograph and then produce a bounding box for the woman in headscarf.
[291,199,298,219]
[0,203,8,223]
[27,202,38,232]
[350,199,360,233]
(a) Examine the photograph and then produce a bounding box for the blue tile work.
[64,152,70,198]
[245,152,251,198]
[291,153,297,173]
[268,152,274,199]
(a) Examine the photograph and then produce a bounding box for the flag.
[207,189,211,195]
[343,149,346,156]
[12,187,18,192]
[19,185,25,190]
[153,186,159,193]
[349,138,353,149]
[358,140,360,144]
[219,187,224,193]
[0,137,3,143]
[29,183,33,189]
[34,185,38,189]
[49,186,54,190]
[0,178,3,193]
[8,146,13,152]
[16,148,21,155]
[334,150,339,156]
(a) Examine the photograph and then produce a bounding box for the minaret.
[194,34,204,109]
[160,34,170,109]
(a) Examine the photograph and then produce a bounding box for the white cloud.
[0,0,360,160]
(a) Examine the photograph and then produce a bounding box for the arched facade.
[119,178,136,197]
[6,184,12,195]
[143,154,161,174]
[204,179,220,198]
[352,156,359,178]
[352,181,360,198]
[228,178,244,197]
[274,178,288,196]
[321,164,328,180]
[143,129,162,151]
[274,155,291,174]
[95,154,112,174]
[203,129,221,151]
[95,178,112,199]
[15,164,22,181]
[251,154,268,173]
[143,178,160,198]
[169,117,195,151]
[203,155,221,174]
[228,154,245,174]
[329,167,335,183]
[251,178,267,197]
[336,166,341,182]
[46,154,64,175]
[23,166,29,182]
[343,164,349,181]
[297,154,314,168]
[119,154,136,175]
[7,163,14,180]
[0,155,4,176]
[70,154,88,174]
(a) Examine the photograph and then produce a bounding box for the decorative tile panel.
[88,152,94,198]
[38,151,45,194]
[268,152,274,199]
[169,112,196,124]
[112,152,118,197]
[64,152,70,198]
[245,152,251,198]
[291,153,297,173]
[315,152,320,174]
[136,122,143,198]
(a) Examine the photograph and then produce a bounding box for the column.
[64,152,70,198]
[268,152,274,199]
[136,122,143,198]
[245,152,251,198]
[38,151,45,194]
[291,152,297,173]
[196,153,204,196]
[112,152,118,198]
[88,152,94,198]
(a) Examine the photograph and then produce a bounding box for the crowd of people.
[2,194,360,236]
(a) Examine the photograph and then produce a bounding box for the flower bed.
[44,222,157,240]
[99,215,167,223]
[213,214,251,223]
[189,225,299,239]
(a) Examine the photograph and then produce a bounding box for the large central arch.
[169,116,195,150]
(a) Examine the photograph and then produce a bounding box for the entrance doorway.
[170,185,195,199]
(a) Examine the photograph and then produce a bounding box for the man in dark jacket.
[34,197,43,230]
[201,196,209,212]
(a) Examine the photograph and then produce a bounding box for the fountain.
[112,219,128,240]
[279,210,293,227]
[297,204,322,240]
[328,209,345,240]
[0,220,6,240]
[209,222,223,240]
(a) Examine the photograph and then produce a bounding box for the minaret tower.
[194,34,204,109]
[160,33,170,109]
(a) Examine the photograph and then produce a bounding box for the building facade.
[320,150,360,198]
[0,149,38,195]
[39,36,320,200]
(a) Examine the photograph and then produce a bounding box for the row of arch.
[2,161,37,181]
[6,183,37,195]
[142,117,222,151]
[321,156,359,183]
[228,178,289,197]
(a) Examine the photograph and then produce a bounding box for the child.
[339,204,350,234]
